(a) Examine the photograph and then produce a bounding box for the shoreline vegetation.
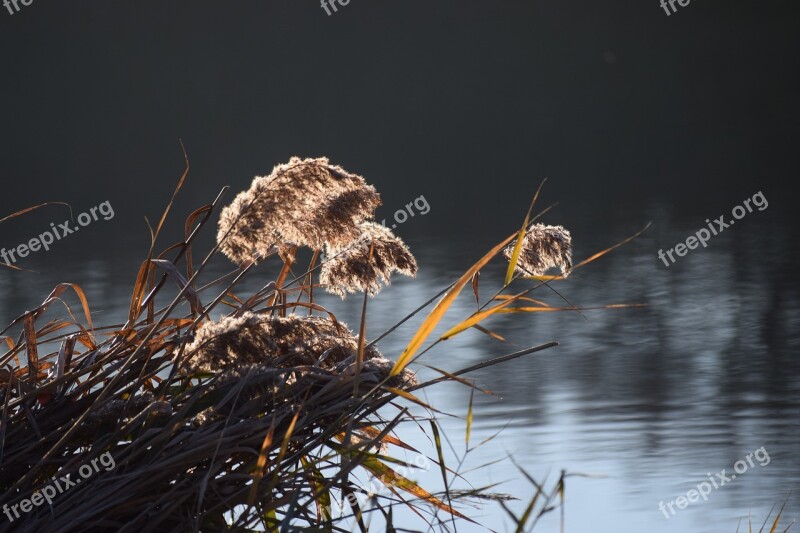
[0,155,646,531]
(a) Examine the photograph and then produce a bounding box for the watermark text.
[658,446,770,519]
[3,451,116,523]
[1,201,115,266]
[658,191,767,267]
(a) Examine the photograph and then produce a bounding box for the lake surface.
[1,208,797,533]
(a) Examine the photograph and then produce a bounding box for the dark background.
[0,0,797,252]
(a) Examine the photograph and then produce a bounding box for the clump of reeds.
[0,155,646,531]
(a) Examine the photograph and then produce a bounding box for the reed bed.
[0,156,644,532]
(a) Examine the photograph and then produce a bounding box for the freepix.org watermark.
[659,0,695,16]
[658,446,771,519]
[3,0,33,15]
[344,194,429,252]
[3,0,33,16]
[380,194,430,230]
[320,0,352,16]
[3,451,116,523]
[1,201,115,267]
[658,191,767,267]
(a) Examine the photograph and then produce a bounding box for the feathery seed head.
[217,157,381,264]
[320,221,418,298]
[216,191,279,265]
[503,223,573,277]
[181,312,381,374]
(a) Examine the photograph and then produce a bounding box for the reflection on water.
[1,210,798,532]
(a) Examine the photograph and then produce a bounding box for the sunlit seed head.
[320,222,418,298]
[181,312,381,374]
[217,190,279,265]
[216,157,381,264]
[503,223,572,277]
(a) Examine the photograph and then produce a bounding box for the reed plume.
[217,157,381,264]
[181,311,382,374]
[181,312,417,428]
[320,221,418,297]
[503,223,573,277]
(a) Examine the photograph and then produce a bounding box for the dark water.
[1,207,798,533]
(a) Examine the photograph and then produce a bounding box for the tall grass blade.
[23,315,38,383]
[391,232,518,376]
[358,453,472,521]
[247,423,275,507]
[439,291,529,340]
[505,180,546,286]
[301,456,333,530]
[466,387,474,447]
[429,420,455,529]
[0,201,72,225]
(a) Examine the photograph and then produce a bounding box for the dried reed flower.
[181,312,381,375]
[216,192,280,265]
[320,221,417,297]
[217,157,381,264]
[502,223,573,277]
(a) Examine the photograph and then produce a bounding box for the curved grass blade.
[466,388,474,447]
[358,454,473,522]
[151,259,203,315]
[391,231,518,376]
[0,201,72,225]
[505,180,546,286]
[430,421,454,529]
[23,315,38,384]
[439,290,531,340]
[300,456,332,530]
